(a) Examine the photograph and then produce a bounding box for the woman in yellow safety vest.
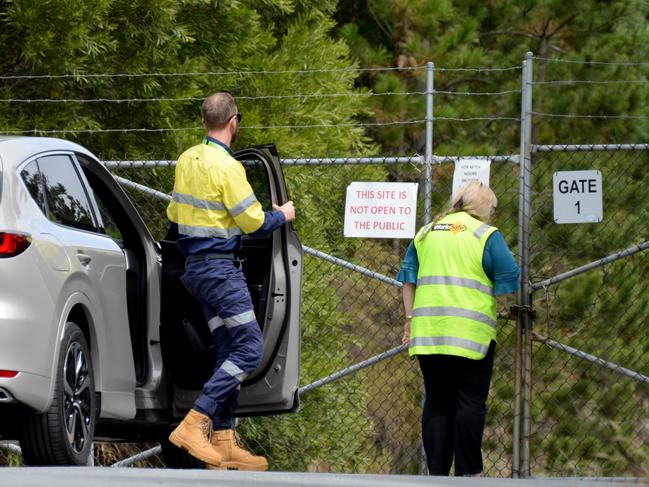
[397,181,520,476]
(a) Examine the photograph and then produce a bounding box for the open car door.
[160,144,302,417]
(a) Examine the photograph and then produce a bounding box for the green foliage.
[336,0,649,155]
[2,0,649,477]
[239,259,382,472]
[0,447,22,466]
[0,0,374,159]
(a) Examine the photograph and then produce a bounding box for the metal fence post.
[424,61,434,224]
[515,51,534,478]
[418,60,435,475]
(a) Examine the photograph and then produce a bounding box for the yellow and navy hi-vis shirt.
[167,137,285,256]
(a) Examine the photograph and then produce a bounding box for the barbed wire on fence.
[433,116,520,122]
[0,65,426,81]
[532,79,649,86]
[433,65,521,72]
[0,92,426,104]
[0,89,523,104]
[0,119,426,135]
[531,112,649,120]
[0,63,524,82]
[1,114,527,135]
[532,56,649,67]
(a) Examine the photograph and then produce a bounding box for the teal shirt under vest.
[397,227,520,296]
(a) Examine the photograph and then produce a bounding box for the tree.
[0,0,373,159]
[335,0,649,154]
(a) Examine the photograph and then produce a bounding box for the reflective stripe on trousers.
[181,258,263,429]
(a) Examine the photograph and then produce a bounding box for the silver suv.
[0,136,302,466]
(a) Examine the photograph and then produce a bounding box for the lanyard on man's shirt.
[203,136,234,156]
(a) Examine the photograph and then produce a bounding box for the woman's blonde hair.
[417,181,497,241]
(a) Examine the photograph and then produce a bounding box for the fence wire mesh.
[2,54,649,479]
[527,148,649,477]
[102,156,522,475]
[1,156,647,477]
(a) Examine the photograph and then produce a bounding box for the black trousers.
[417,341,496,476]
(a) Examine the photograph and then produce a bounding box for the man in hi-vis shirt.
[167,92,295,471]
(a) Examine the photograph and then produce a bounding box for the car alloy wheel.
[63,340,92,454]
[20,322,96,465]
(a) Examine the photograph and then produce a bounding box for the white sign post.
[553,170,603,224]
[452,158,491,197]
[344,182,418,238]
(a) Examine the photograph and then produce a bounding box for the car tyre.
[160,437,205,469]
[20,322,96,466]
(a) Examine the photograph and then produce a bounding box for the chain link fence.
[525,147,649,477]
[83,153,522,475]
[2,54,648,478]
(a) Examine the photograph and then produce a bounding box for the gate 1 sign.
[344,182,418,238]
[553,170,603,224]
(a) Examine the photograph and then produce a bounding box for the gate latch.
[508,304,537,321]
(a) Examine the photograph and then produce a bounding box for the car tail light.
[0,370,18,378]
[0,232,31,258]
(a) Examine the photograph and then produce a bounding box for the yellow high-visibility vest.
[167,139,265,237]
[411,211,497,359]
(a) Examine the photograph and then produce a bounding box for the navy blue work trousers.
[416,341,496,476]
[181,257,263,429]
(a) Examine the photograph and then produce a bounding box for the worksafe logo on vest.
[433,222,467,234]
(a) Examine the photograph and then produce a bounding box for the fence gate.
[519,145,649,477]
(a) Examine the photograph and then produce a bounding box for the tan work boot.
[206,429,268,471]
[168,409,222,467]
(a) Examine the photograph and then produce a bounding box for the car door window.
[37,155,97,231]
[92,190,123,241]
[246,162,272,210]
[20,160,47,213]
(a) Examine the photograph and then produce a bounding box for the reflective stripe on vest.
[409,336,490,356]
[474,223,492,239]
[412,306,496,330]
[172,191,226,211]
[177,223,242,239]
[416,275,494,297]
[229,193,258,217]
[411,211,497,360]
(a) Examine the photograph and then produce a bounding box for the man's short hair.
[202,92,237,130]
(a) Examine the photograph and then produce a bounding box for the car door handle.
[76,251,92,266]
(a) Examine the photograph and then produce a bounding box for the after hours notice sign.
[553,170,603,224]
[452,158,491,197]
[344,182,418,238]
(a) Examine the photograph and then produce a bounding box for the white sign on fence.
[553,170,603,224]
[452,158,491,197]
[344,182,418,238]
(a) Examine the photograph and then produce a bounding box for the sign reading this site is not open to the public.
[344,182,418,238]
[553,170,603,224]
